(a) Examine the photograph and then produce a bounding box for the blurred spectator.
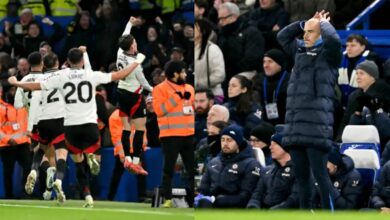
[145,95,160,147]
[20,0,47,17]
[206,104,230,129]
[195,88,215,144]
[253,49,289,125]
[225,74,262,138]
[371,160,390,212]
[150,68,165,86]
[50,0,80,17]
[0,52,12,90]
[196,124,261,208]
[3,8,36,43]
[246,132,299,209]
[249,122,275,165]
[16,57,29,81]
[195,0,208,18]
[0,33,12,54]
[194,18,225,102]
[170,46,185,61]
[282,0,335,23]
[333,0,365,29]
[249,0,289,50]
[217,2,264,93]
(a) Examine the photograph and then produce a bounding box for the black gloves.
[175,91,191,100]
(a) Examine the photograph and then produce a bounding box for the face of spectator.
[17,58,29,76]
[218,7,236,27]
[260,0,275,9]
[79,14,90,30]
[195,4,204,18]
[195,92,212,115]
[228,77,247,98]
[356,69,375,91]
[39,45,52,56]
[184,25,194,39]
[147,27,158,42]
[249,136,267,149]
[194,24,201,44]
[327,162,337,175]
[207,107,227,127]
[20,12,33,25]
[28,24,40,38]
[263,57,282,76]
[270,141,285,160]
[221,135,239,154]
[208,125,221,136]
[170,51,183,61]
[346,39,366,58]
[102,4,113,18]
[303,19,321,48]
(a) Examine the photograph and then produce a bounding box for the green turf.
[195,209,389,220]
[0,200,193,220]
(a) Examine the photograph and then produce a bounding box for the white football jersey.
[37,70,66,121]
[40,68,112,126]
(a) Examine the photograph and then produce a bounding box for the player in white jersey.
[116,17,152,175]
[8,47,145,207]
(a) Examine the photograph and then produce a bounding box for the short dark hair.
[43,53,58,69]
[27,52,42,67]
[164,60,186,79]
[195,88,214,100]
[67,48,83,65]
[346,34,369,46]
[118,34,134,51]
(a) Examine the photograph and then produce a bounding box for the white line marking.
[0,203,193,217]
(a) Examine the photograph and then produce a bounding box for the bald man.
[207,104,230,128]
[277,11,342,210]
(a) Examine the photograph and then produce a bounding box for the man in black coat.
[277,10,342,209]
[371,160,390,213]
[195,124,261,208]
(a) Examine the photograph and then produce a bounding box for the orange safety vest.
[152,79,194,138]
[108,109,147,158]
[0,99,30,147]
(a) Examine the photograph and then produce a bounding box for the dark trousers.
[290,147,333,209]
[107,155,146,201]
[0,143,32,199]
[160,136,194,205]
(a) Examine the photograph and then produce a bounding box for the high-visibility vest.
[0,99,30,147]
[20,0,46,16]
[152,79,194,138]
[50,0,78,16]
[156,0,180,14]
[108,109,147,158]
[0,0,9,19]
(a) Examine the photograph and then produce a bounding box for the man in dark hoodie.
[249,122,275,165]
[313,147,363,209]
[195,124,261,208]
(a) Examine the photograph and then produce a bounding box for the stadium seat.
[344,149,380,207]
[340,125,381,157]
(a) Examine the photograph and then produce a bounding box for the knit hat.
[356,60,379,80]
[264,49,287,70]
[221,124,244,147]
[250,122,275,145]
[328,147,342,166]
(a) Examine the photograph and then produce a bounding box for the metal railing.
[346,0,386,30]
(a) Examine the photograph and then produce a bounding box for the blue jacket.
[277,21,342,151]
[246,160,298,209]
[198,144,261,208]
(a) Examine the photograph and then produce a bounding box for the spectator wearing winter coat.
[313,147,363,209]
[371,160,390,213]
[277,11,342,209]
[247,132,299,209]
[225,75,263,138]
[195,88,215,145]
[196,124,261,208]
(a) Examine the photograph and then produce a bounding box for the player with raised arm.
[116,17,152,175]
[8,47,145,207]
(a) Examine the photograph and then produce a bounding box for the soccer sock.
[56,159,66,181]
[76,161,90,197]
[39,160,50,190]
[31,148,45,172]
[121,130,131,157]
[132,130,144,164]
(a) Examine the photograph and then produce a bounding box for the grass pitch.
[0,200,193,220]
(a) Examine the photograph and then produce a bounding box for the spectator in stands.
[249,0,289,51]
[206,104,230,129]
[225,74,262,138]
[371,160,390,213]
[345,61,390,147]
[249,122,275,166]
[252,49,289,125]
[145,95,160,148]
[194,18,225,103]
[277,11,342,209]
[195,88,215,144]
[16,57,29,81]
[0,52,12,91]
[217,2,264,93]
[151,68,165,86]
[247,131,299,209]
[313,147,363,209]
[170,46,185,62]
[0,33,11,54]
[195,0,208,19]
[196,124,261,208]
[338,34,382,110]
[333,0,365,29]
[282,0,335,23]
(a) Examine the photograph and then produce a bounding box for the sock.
[31,148,45,171]
[133,130,144,160]
[76,161,90,197]
[56,159,67,180]
[121,130,131,157]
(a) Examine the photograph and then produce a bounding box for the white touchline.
[0,203,194,217]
